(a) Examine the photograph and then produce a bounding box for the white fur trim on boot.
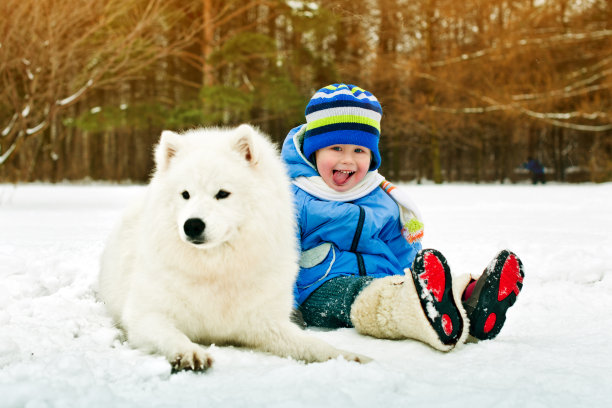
[350,274,471,351]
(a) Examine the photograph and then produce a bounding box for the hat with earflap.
[303,84,383,170]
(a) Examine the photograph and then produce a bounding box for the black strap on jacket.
[350,206,366,276]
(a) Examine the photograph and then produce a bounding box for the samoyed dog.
[98,125,366,372]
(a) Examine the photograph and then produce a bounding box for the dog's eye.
[181,191,190,200]
[215,190,231,200]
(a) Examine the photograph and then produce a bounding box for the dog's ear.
[154,130,181,172]
[234,124,259,166]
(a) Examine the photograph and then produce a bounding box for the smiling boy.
[280,84,524,350]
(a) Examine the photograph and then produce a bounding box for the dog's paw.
[169,346,213,373]
[309,349,373,364]
[340,351,373,364]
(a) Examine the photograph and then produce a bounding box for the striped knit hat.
[303,84,382,170]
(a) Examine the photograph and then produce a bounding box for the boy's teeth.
[332,170,353,185]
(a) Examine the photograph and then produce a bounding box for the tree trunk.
[431,130,442,184]
[202,0,215,87]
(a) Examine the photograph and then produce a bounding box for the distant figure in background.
[523,157,546,184]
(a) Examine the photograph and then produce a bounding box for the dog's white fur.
[98,125,366,371]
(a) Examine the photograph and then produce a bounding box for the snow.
[0,144,17,165]
[56,79,94,107]
[1,182,611,407]
[25,121,46,136]
[1,114,17,137]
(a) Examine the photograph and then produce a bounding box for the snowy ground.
[1,182,611,407]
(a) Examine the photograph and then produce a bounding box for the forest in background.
[1,0,611,183]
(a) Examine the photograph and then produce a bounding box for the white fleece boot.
[350,249,471,351]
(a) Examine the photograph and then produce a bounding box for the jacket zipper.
[350,206,366,276]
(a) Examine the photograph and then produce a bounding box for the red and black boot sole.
[410,249,463,346]
[463,250,525,341]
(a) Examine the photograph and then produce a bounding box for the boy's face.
[315,144,371,192]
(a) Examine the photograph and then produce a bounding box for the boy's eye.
[331,146,342,151]
[355,148,364,153]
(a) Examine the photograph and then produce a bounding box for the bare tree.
[1,0,610,182]
[380,0,611,181]
[0,0,198,166]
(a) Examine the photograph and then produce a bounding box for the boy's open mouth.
[332,169,355,185]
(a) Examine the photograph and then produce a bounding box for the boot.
[350,249,470,351]
[463,250,525,341]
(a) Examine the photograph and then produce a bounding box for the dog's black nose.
[184,218,205,238]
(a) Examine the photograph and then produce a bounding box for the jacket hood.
[281,124,320,180]
[281,124,385,203]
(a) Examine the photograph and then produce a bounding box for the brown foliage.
[0,0,198,178]
[1,0,610,182]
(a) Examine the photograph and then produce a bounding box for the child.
[281,84,524,351]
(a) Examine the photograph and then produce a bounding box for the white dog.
[98,125,367,371]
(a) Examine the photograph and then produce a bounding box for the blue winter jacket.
[281,125,422,305]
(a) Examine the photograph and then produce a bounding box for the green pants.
[299,276,373,328]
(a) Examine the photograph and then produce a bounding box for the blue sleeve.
[293,284,299,308]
